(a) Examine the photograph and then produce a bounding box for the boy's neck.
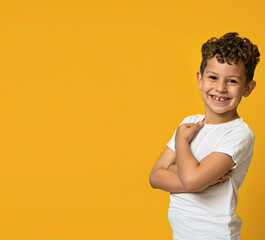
[203,111,240,124]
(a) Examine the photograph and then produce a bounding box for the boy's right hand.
[175,121,204,144]
[210,169,234,186]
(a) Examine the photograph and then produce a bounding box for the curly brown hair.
[200,32,260,84]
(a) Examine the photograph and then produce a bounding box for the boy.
[149,32,260,239]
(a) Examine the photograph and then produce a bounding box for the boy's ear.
[243,80,256,97]
[197,71,202,90]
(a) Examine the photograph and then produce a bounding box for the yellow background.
[0,0,264,239]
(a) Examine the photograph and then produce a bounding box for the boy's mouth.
[210,95,231,102]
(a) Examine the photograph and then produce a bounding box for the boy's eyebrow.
[206,71,241,79]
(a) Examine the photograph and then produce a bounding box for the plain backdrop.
[0,0,264,239]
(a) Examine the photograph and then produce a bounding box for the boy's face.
[197,57,256,119]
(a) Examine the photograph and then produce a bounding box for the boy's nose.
[216,81,227,92]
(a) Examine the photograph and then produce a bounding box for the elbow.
[184,183,200,193]
[149,171,158,189]
[181,180,195,192]
[181,175,206,192]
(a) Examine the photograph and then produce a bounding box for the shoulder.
[231,120,255,162]
[166,114,204,152]
[224,119,254,143]
[216,119,255,158]
[181,114,205,124]
[212,119,255,165]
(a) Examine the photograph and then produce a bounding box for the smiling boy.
[149,32,260,239]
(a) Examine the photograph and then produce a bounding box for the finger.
[181,123,194,128]
[221,174,231,181]
[192,121,204,134]
[191,121,204,130]
[226,170,234,176]
[224,172,232,177]
[214,174,231,184]
[223,169,234,175]
[196,121,205,128]
[218,175,228,181]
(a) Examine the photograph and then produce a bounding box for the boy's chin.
[208,108,237,116]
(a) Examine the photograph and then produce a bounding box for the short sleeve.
[167,128,177,152]
[166,115,205,152]
[212,127,254,168]
[166,118,188,152]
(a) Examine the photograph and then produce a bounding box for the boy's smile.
[197,57,256,124]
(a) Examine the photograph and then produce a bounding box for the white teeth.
[212,96,228,101]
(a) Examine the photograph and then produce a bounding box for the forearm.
[173,122,235,192]
[149,167,189,193]
[176,140,200,175]
[175,140,204,191]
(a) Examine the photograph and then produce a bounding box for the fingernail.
[199,121,204,126]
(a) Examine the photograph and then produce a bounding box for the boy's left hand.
[210,169,234,186]
[175,121,204,143]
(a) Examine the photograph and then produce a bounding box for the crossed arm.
[149,122,235,193]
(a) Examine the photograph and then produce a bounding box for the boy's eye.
[228,79,238,84]
[208,76,217,80]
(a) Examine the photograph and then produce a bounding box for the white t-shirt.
[166,114,254,240]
